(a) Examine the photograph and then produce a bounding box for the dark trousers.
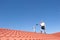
[41,26,45,30]
[41,26,46,34]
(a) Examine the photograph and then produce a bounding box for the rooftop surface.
[0,28,60,40]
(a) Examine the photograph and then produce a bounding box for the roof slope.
[0,28,60,40]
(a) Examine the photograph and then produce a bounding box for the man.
[40,21,46,34]
[33,26,36,32]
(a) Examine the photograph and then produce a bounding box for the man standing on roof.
[40,21,46,34]
[33,26,36,32]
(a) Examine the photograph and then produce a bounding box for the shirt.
[40,22,45,27]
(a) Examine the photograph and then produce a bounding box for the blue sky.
[0,0,60,34]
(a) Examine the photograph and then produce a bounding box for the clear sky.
[0,0,60,34]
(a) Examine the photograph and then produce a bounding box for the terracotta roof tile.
[0,28,60,40]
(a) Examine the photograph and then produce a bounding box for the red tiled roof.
[0,28,60,40]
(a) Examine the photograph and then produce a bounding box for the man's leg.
[40,27,42,33]
[40,30,42,33]
[44,29,46,34]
